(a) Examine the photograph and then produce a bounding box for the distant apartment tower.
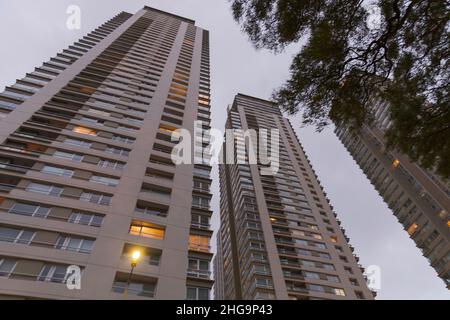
[335,98,450,289]
[215,94,374,300]
[0,7,213,299]
[213,230,225,300]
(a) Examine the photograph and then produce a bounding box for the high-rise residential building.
[335,98,450,289]
[0,6,213,299]
[215,93,374,300]
[213,230,225,300]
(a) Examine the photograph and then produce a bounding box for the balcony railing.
[188,243,210,253]
[187,269,211,279]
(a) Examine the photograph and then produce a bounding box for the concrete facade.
[0,7,213,300]
[215,94,375,300]
[335,98,450,289]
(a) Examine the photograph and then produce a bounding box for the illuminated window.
[129,222,165,240]
[392,159,400,169]
[334,288,346,296]
[159,124,176,133]
[73,126,97,136]
[198,99,209,105]
[189,234,210,252]
[407,223,418,235]
[330,236,338,243]
[80,87,96,94]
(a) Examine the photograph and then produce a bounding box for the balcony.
[187,269,211,279]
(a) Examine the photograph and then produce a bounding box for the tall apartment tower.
[335,99,450,289]
[215,94,374,300]
[0,7,214,299]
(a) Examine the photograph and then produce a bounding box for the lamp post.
[124,250,141,297]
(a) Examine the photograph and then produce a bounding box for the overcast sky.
[0,0,448,299]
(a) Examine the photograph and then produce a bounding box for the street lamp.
[124,249,141,297]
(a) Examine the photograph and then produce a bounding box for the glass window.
[0,258,16,277]
[0,227,34,244]
[112,281,155,297]
[89,175,119,187]
[26,183,63,196]
[188,235,210,252]
[304,271,320,280]
[41,165,74,177]
[186,287,209,300]
[98,160,124,170]
[68,212,103,226]
[9,202,50,218]
[38,265,67,283]
[55,236,94,253]
[334,288,346,296]
[53,151,83,162]
[80,192,111,205]
[73,126,97,136]
[129,224,165,240]
[64,138,91,148]
[308,284,325,292]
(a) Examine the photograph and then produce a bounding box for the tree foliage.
[231,0,450,178]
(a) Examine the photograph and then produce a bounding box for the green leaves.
[231,0,450,178]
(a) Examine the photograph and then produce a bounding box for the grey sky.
[0,0,448,299]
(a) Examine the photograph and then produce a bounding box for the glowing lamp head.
[131,250,141,267]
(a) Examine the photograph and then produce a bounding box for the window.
[327,275,340,283]
[194,180,210,191]
[304,271,320,280]
[9,202,50,218]
[88,108,109,117]
[253,264,269,275]
[73,126,97,136]
[0,258,16,277]
[89,175,119,187]
[64,138,91,148]
[37,264,68,283]
[68,212,103,227]
[80,192,112,205]
[193,167,210,177]
[55,235,94,253]
[334,288,346,296]
[26,183,63,197]
[308,284,325,293]
[112,281,155,297]
[112,135,134,144]
[79,117,98,124]
[135,203,168,217]
[192,196,210,209]
[188,235,210,252]
[122,245,161,266]
[186,287,209,300]
[191,214,209,228]
[41,165,74,178]
[106,147,129,157]
[407,223,418,235]
[0,226,35,244]
[187,259,210,278]
[53,150,83,162]
[129,223,165,240]
[321,263,335,271]
[255,278,272,288]
[98,159,125,170]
